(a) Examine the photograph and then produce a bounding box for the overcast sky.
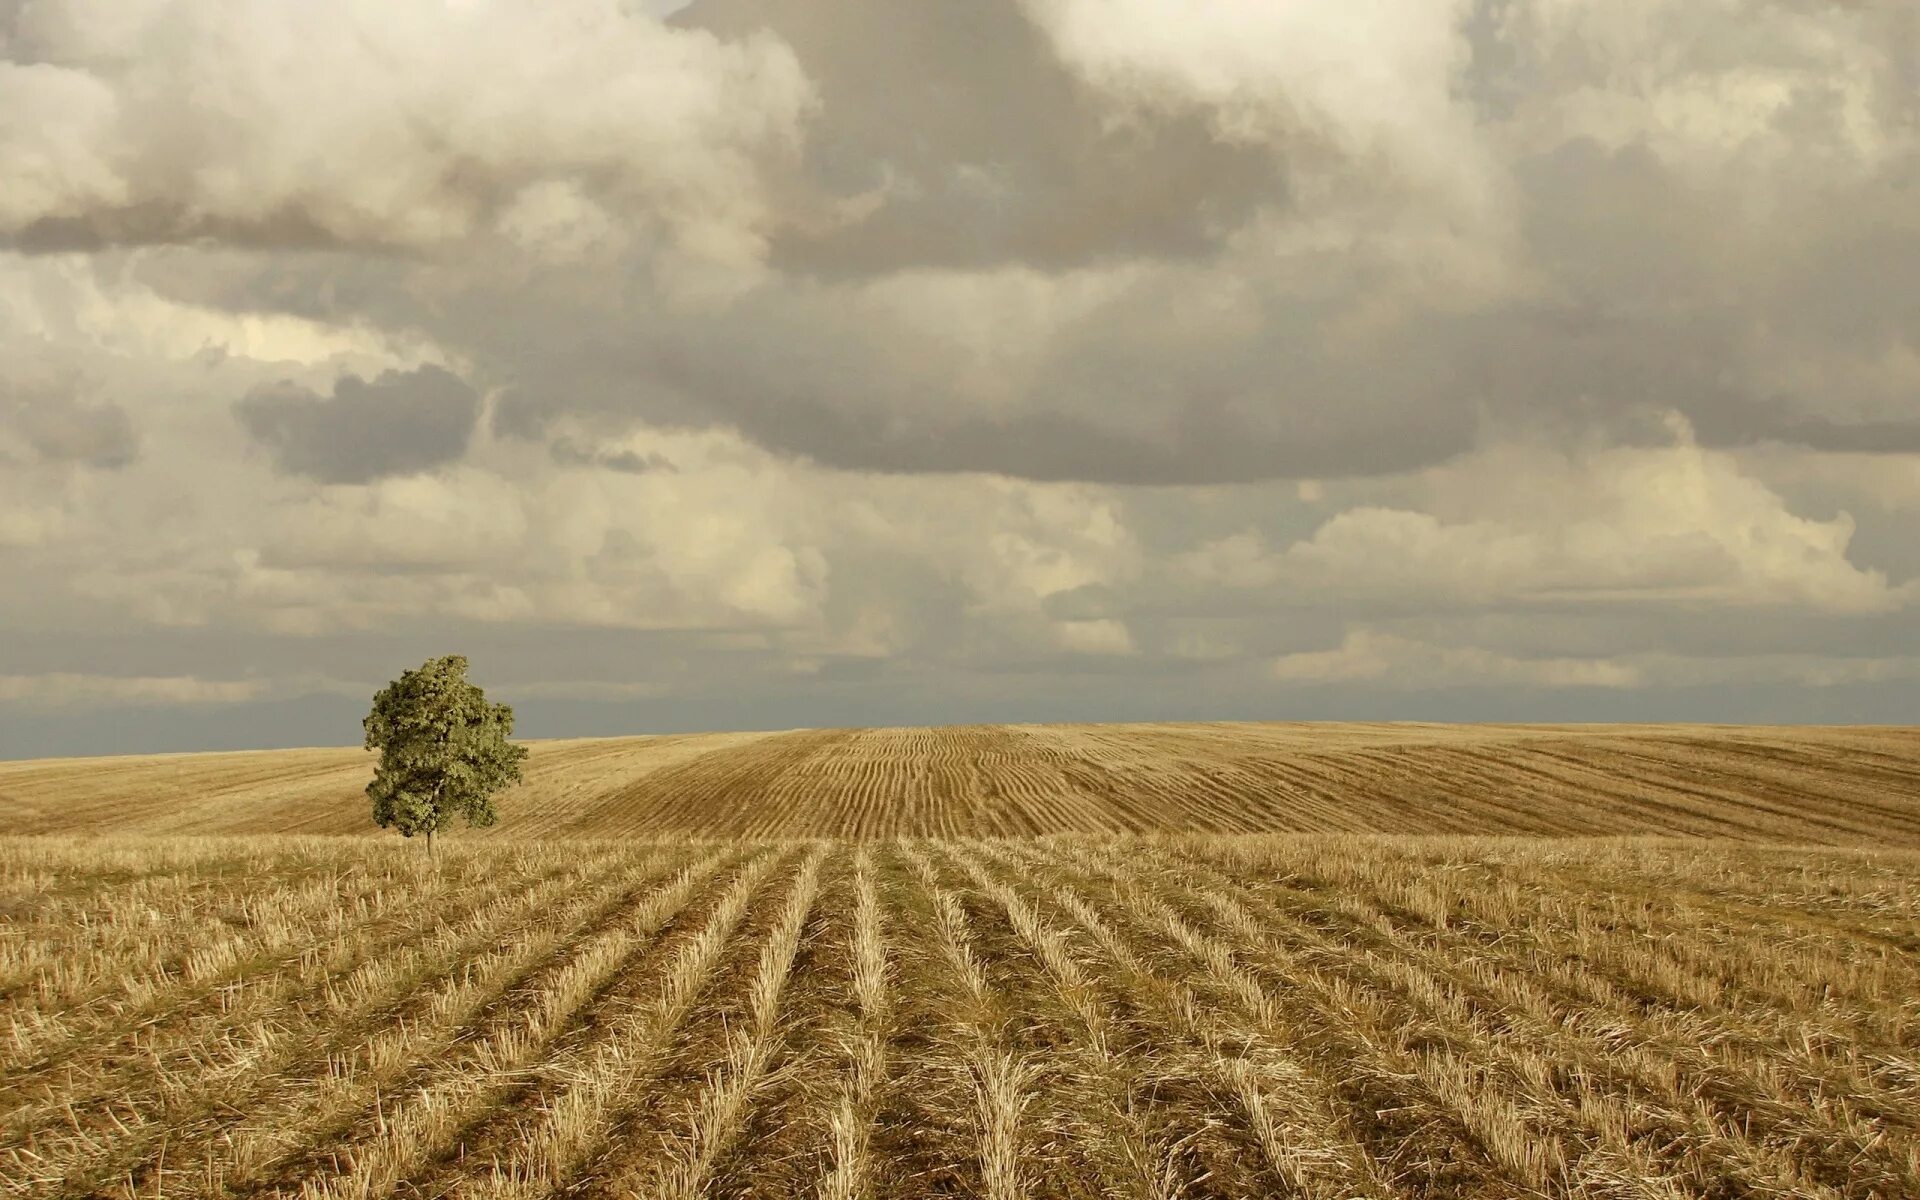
[3,0,1918,758]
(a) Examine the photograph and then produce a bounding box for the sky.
[2,0,1918,758]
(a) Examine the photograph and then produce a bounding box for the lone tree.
[364,655,528,853]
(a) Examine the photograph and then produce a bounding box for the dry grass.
[4,721,1919,1197]
[2,721,1917,842]
[6,832,1919,1199]
[819,848,889,1200]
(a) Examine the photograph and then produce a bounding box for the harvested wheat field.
[5,722,1920,1199]
[3,722,1919,842]
[5,834,1920,1199]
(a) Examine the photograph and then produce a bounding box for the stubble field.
[3,722,1918,843]
[4,722,1920,1199]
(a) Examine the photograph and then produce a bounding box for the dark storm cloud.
[36,0,1920,492]
[478,235,1487,484]
[480,304,1481,485]
[278,13,1920,482]
[71,0,1908,489]
[1762,419,1920,455]
[1489,133,1920,449]
[6,203,364,256]
[672,377,1472,485]
[1696,411,1920,455]
[234,365,479,484]
[679,0,1288,275]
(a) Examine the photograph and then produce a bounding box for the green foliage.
[364,655,528,843]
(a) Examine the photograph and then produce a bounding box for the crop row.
[4,724,1918,842]
[4,834,1919,1199]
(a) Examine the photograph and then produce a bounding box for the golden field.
[3,722,1919,1199]
[2,722,1917,842]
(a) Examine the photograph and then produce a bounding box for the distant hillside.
[2,722,1917,843]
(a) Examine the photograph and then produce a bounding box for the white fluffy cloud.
[0,1,813,269]
[38,410,1147,668]
[1019,0,1496,216]
[1185,420,1906,615]
[1508,0,1909,179]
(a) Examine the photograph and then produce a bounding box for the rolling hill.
[4,721,1917,842]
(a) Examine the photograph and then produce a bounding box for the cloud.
[46,414,1157,659]
[509,679,672,702]
[0,0,813,269]
[1050,618,1136,656]
[1723,414,1920,456]
[0,353,137,468]
[1272,628,1920,693]
[235,365,479,484]
[1275,626,1920,694]
[0,672,265,709]
[0,500,69,549]
[1183,421,1907,616]
[684,0,1287,276]
[4,1,1920,751]
[1274,630,1642,689]
[549,438,675,475]
[51,0,1913,489]
[473,253,1485,484]
[261,471,531,572]
[1017,0,1496,217]
[5,390,136,469]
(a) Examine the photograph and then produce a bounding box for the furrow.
[415,846,795,1199]
[817,848,891,1200]
[3,850,640,1199]
[257,847,745,1200]
[614,846,830,1200]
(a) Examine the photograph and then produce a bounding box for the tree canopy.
[364,655,527,847]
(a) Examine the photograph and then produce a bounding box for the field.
[3,722,1918,842]
[4,723,1920,1199]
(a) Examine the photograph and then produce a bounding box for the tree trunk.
[427,772,444,864]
